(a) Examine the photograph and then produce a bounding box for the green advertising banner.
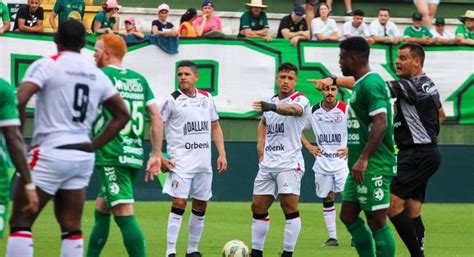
[1,33,473,123]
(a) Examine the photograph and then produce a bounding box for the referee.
[386,43,445,257]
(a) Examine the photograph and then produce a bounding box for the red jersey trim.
[336,101,347,113]
[50,53,63,61]
[290,92,305,101]
[198,89,209,97]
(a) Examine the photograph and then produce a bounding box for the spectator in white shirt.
[431,17,455,44]
[370,8,402,44]
[311,3,339,41]
[342,9,372,43]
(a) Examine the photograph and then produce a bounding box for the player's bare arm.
[2,126,39,213]
[253,101,303,116]
[212,120,227,173]
[352,112,388,184]
[145,103,164,181]
[438,106,446,124]
[256,118,266,162]
[301,135,320,158]
[308,76,355,91]
[17,82,41,134]
[91,94,130,150]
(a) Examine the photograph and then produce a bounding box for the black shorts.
[391,144,441,202]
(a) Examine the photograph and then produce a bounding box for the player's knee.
[339,210,356,225]
[280,201,298,214]
[366,217,386,231]
[59,221,81,232]
[172,198,187,210]
[325,192,335,202]
[191,199,207,212]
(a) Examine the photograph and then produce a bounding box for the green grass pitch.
[0,202,473,256]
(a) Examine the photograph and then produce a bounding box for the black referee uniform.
[386,74,442,202]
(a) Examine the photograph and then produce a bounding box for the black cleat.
[168,254,176,257]
[185,252,202,257]
[322,238,339,246]
[250,249,263,257]
[280,251,293,257]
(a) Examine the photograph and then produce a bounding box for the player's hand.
[306,145,321,158]
[145,155,162,182]
[352,157,368,184]
[161,156,176,173]
[308,78,332,91]
[217,155,227,173]
[338,147,348,160]
[23,188,39,213]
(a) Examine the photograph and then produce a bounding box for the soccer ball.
[222,240,249,257]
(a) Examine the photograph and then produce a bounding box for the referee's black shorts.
[390,144,441,202]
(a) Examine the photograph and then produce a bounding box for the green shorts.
[342,173,392,211]
[97,166,139,208]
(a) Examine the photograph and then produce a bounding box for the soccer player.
[0,78,39,238]
[160,60,227,257]
[86,34,163,257]
[387,43,445,257]
[6,20,129,257]
[313,37,397,257]
[250,62,310,257]
[301,83,349,247]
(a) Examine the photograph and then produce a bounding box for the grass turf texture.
[0,202,472,256]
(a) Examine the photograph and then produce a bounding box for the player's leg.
[87,197,111,257]
[250,170,276,257]
[340,173,374,257]
[406,199,425,255]
[6,179,51,257]
[316,172,338,246]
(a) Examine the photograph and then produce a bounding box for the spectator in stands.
[152,3,178,36]
[342,9,371,42]
[13,0,44,33]
[293,0,316,31]
[431,18,455,44]
[277,5,310,46]
[404,11,433,45]
[455,10,474,46]
[193,0,222,37]
[326,0,353,16]
[413,0,438,29]
[238,0,271,42]
[49,0,85,32]
[311,3,339,41]
[370,8,402,44]
[179,8,197,37]
[0,0,9,34]
[123,16,144,39]
[92,0,121,34]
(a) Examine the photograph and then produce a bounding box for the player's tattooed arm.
[256,118,266,163]
[275,103,304,116]
[308,76,355,91]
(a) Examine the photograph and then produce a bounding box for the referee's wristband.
[25,183,36,191]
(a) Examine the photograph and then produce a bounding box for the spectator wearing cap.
[193,0,222,37]
[430,18,455,44]
[13,0,44,33]
[0,0,10,34]
[455,10,474,46]
[124,16,144,38]
[370,8,402,44]
[152,3,178,36]
[293,0,316,31]
[277,5,310,46]
[49,0,86,32]
[179,8,197,37]
[342,9,371,42]
[311,3,338,41]
[238,0,271,42]
[403,11,433,45]
[93,0,121,34]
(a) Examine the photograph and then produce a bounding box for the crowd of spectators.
[0,0,472,46]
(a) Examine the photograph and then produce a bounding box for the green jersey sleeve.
[262,12,269,28]
[362,75,390,117]
[0,79,20,126]
[53,0,62,13]
[142,77,155,106]
[240,12,251,30]
[1,2,10,22]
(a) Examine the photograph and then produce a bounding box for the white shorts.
[253,169,304,198]
[414,0,440,5]
[314,171,349,198]
[162,172,213,201]
[28,146,95,195]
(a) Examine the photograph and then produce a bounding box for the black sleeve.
[277,15,291,38]
[386,80,418,105]
[17,6,28,20]
[430,90,442,109]
[302,19,308,31]
[38,7,44,20]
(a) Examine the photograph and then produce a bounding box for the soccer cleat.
[250,249,263,257]
[168,254,176,257]
[280,251,293,257]
[185,252,202,257]
[322,238,339,246]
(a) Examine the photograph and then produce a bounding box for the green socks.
[114,215,146,257]
[347,217,375,257]
[373,225,396,257]
[87,210,111,257]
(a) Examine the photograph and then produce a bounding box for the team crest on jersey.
[200,98,208,108]
[109,183,120,195]
[172,180,179,188]
[374,188,384,201]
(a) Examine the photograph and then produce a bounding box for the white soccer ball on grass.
[222,240,249,257]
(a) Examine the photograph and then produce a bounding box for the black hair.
[180,8,197,24]
[177,60,198,73]
[55,19,86,52]
[315,3,330,18]
[399,43,425,66]
[278,62,298,75]
[339,37,370,63]
[353,9,364,17]
[379,8,390,14]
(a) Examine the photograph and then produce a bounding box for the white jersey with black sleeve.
[307,101,349,175]
[260,92,310,173]
[160,89,219,178]
[22,51,118,148]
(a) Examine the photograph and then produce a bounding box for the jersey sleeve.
[363,79,389,117]
[362,23,370,37]
[98,73,118,102]
[293,94,310,113]
[142,77,156,106]
[38,8,44,20]
[53,1,61,13]
[369,21,378,36]
[0,80,20,127]
[1,3,10,21]
[240,12,251,30]
[392,23,401,37]
[331,19,339,32]
[159,95,174,122]
[342,22,350,36]
[22,58,53,88]
[209,95,219,121]
[262,12,269,29]
[403,27,411,38]
[386,80,418,105]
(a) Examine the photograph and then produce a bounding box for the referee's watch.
[329,75,337,86]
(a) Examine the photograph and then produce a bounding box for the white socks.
[284,212,301,252]
[187,209,205,254]
[251,213,270,251]
[166,207,185,256]
[6,230,33,257]
[323,202,337,239]
[60,231,84,257]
